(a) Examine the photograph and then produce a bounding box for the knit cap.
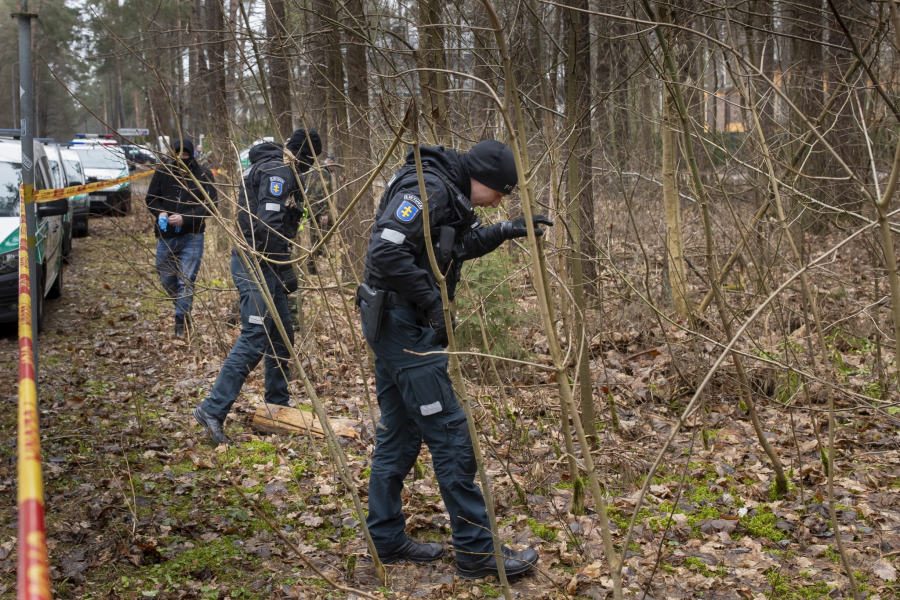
[285,128,323,170]
[466,140,518,194]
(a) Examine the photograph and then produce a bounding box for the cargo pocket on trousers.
[396,363,456,418]
[445,415,478,477]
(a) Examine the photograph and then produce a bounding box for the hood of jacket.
[171,139,197,168]
[402,145,472,199]
[249,143,284,166]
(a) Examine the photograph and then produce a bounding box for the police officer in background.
[358,140,551,578]
[193,128,322,445]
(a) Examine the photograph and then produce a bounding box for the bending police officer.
[358,140,552,578]
[193,128,322,445]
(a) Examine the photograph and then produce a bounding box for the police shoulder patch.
[402,194,423,209]
[269,177,284,197]
[395,199,420,222]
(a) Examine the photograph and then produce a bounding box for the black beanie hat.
[286,128,323,168]
[466,140,518,194]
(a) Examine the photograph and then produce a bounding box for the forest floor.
[1,191,900,600]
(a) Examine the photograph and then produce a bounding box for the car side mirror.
[37,198,68,218]
[129,163,136,171]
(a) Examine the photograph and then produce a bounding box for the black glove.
[500,215,554,239]
[277,264,298,294]
[427,305,454,348]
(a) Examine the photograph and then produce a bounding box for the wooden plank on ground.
[251,405,359,439]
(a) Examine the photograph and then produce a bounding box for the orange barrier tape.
[32,169,153,203]
[17,184,52,600]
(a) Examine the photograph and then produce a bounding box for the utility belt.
[355,282,415,344]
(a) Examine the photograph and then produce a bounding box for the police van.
[0,133,69,331]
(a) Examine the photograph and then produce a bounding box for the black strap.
[365,279,415,309]
[385,291,414,309]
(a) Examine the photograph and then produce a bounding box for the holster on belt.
[356,283,385,343]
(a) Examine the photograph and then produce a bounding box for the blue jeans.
[200,253,294,421]
[155,234,205,318]
[362,303,493,561]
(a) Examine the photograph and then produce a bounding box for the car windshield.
[0,161,22,218]
[76,147,127,170]
[64,159,84,185]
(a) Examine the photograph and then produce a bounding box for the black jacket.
[363,145,507,312]
[146,139,218,238]
[237,143,305,260]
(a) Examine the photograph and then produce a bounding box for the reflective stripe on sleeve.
[381,228,406,245]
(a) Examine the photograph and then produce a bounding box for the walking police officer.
[193,128,322,445]
[358,140,551,578]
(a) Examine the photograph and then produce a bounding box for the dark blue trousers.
[155,234,204,318]
[201,253,293,421]
[363,304,493,561]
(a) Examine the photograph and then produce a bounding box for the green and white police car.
[0,133,70,331]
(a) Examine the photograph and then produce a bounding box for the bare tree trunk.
[308,0,331,142]
[226,0,239,120]
[188,0,202,136]
[662,91,689,316]
[328,0,353,276]
[470,2,495,139]
[113,38,126,132]
[789,0,825,222]
[208,0,234,236]
[565,1,597,443]
[266,0,292,140]
[416,0,451,144]
[570,0,596,295]
[341,0,372,271]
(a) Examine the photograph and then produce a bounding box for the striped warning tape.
[31,169,153,203]
[31,166,227,204]
[17,183,52,599]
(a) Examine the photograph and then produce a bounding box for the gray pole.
[11,61,18,128]
[14,4,39,370]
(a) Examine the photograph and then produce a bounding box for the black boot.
[375,539,444,564]
[193,407,230,446]
[455,546,538,579]
[175,315,194,337]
